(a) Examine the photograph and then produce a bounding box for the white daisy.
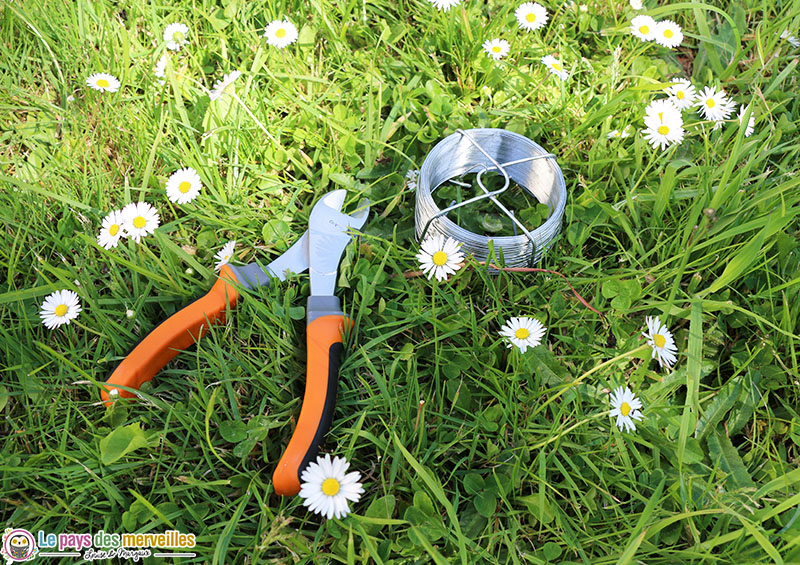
[630,15,657,42]
[643,315,678,368]
[416,233,464,282]
[499,316,547,354]
[483,38,510,60]
[710,97,738,130]
[515,2,548,32]
[406,169,419,191]
[154,54,167,85]
[263,19,299,49]
[427,0,462,11]
[738,104,755,137]
[607,126,632,139]
[654,20,683,48]
[97,209,127,250]
[541,55,568,80]
[164,23,189,51]
[696,86,733,122]
[166,167,203,204]
[39,289,82,330]
[121,202,160,243]
[664,79,696,110]
[781,30,800,48]
[209,70,242,102]
[299,454,364,520]
[214,240,237,271]
[642,99,684,150]
[85,73,120,93]
[630,0,643,9]
[609,386,643,433]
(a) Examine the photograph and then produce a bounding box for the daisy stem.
[231,92,277,144]
[530,344,650,419]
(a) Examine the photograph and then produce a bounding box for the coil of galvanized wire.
[414,128,567,268]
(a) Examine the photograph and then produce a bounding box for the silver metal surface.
[414,128,567,267]
[308,190,370,296]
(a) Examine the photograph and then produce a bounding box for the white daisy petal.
[696,86,733,122]
[427,0,461,11]
[166,167,203,205]
[39,289,82,330]
[214,240,237,271]
[86,73,120,93]
[664,79,696,110]
[97,209,127,249]
[263,19,299,49]
[630,15,657,41]
[738,104,755,137]
[416,234,464,282]
[515,2,548,32]
[121,202,160,243]
[609,386,644,433]
[541,55,568,80]
[641,98,684,150]
[642,315,678,368]
[483,38,510,60]
[209,70,242,102]
[164,23,189,51]
[499,316,546,353]
[655,20,683,48]
[299,454,364,520]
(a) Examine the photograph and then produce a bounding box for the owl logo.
[1,529,37,562]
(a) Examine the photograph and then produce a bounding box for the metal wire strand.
[414,128,567,268]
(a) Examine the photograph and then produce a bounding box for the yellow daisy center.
[173,31,185,41]
[639,25,649,35]
[515,328,530,339]
[109,224,120,236]
[620,402,631,417]
[276,28,286,38]
[676,90,685,99]
[706,99,716,108]
[133,216,147,229]
[97,79,109,88]
[552,63,562,70]
[658,125,669,135]
[664,29,674,38]
[179,181,192,193]
[526,13,536,22]
[492,46,501,53]
[321,478,340,496]
[653,334,666,348]
[432,251,448,266]
[55,304,68,317]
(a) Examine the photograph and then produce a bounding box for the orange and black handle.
[101,265,241,405]
[272,296,352,496]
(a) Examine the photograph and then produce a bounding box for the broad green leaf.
[696,376,742,441]
[473,490,496,518]
[364,495,396,535]
[99,422,150,465]
[707,429,756,489]
[701,227,767,296]
[219,420,247,443]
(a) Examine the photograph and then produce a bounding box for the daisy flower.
[609,386,643,433]
[85,73,120,93]
[39,289,82,330]
[164,23,189,51]
[664,79,696,110]
[427,0,461,11]
[214,240,236,271]
[654,20,683,48]
[607,126,632,139]
[97,209,126,250]
[515,2,548,32]
[738,104,755,137]
[642,99,684,150]
[154,54,167,85]
[299,454,364,520]
[406,169,419,191]
[643,315,678,368]
[696,86,733,122]
[209,70,241,102]
[499,316,546,354]
[630,15,657,42]
[416,233,464,282]
[166,167,203,204]
[541,55,568,80]
[122,202,160,243]
[263,19,299,49]
[630,0,643,9]
[483,38,510,60]
[781,30,800,48]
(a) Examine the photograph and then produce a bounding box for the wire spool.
[414,128,567,268]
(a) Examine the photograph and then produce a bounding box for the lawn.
[1,0,800,563]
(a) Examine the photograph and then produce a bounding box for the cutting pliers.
[101,190,369,496]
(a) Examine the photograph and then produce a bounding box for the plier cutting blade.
[101,190,369,496]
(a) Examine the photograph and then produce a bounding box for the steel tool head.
[308,190,370,296]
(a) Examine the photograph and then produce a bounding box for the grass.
[1,0,800,563]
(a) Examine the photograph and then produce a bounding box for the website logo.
[1,528,39,562]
